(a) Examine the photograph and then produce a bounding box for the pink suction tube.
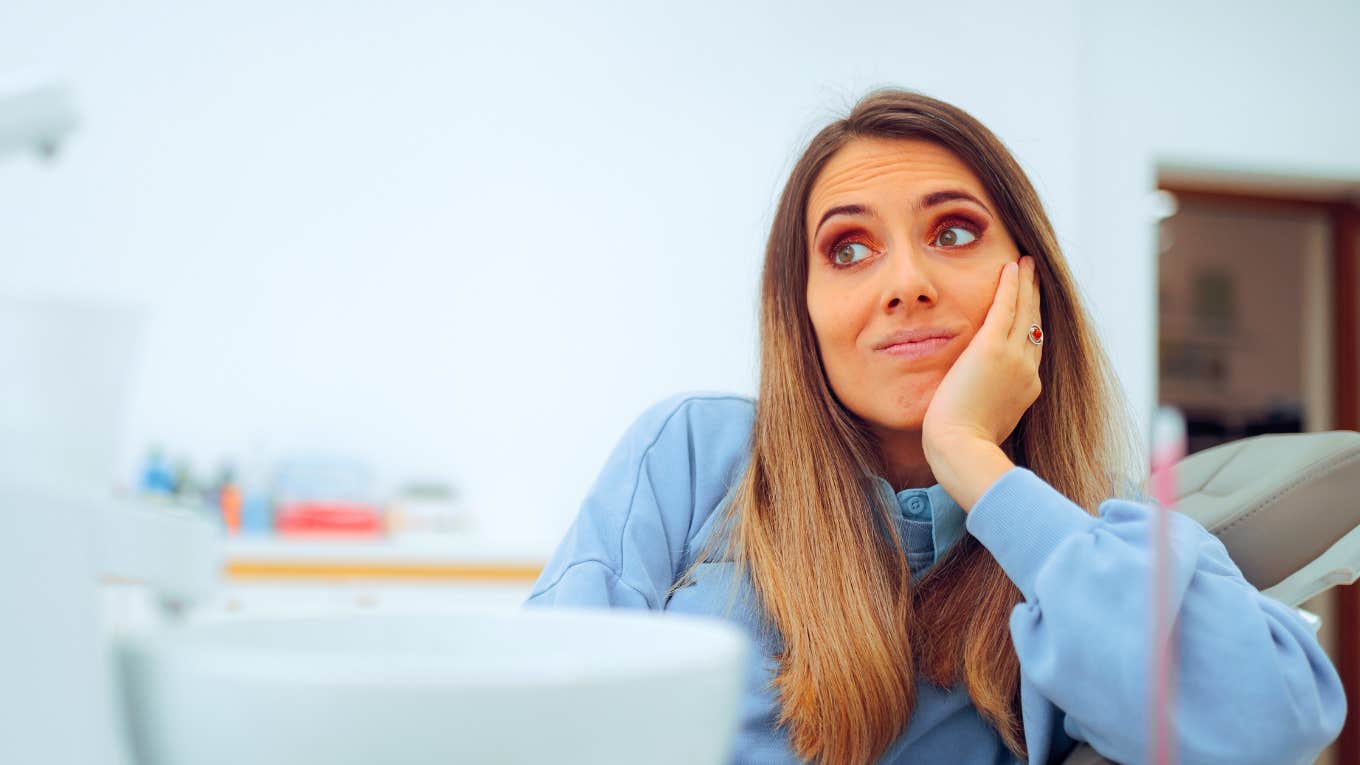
[1149,406,1187,765]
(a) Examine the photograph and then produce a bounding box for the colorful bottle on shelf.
[219,482,243,533]
[139,446,175,497]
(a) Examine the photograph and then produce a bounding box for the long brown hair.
[670,89,1146,764]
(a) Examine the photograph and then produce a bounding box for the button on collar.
[898,490,930,521]
[867,474,968,564]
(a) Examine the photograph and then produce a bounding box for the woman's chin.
[835,380,936,431]
[867,401,929,432]
[880,384,936,429]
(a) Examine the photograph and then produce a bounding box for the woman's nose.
[882,245,937,308]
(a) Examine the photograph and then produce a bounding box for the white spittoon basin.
[116,607,751,765]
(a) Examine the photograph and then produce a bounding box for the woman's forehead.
[806,138,990,226]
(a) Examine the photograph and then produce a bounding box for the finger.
[1011,256,1038,343]
[1033,261,1041,316]
[981,260,1020,341]
[1031,260,1042,348]
[1024,258,1044,365]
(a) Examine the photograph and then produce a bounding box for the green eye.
[936,226,977,247]
[832,242,871,266]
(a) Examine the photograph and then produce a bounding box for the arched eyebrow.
[811,189,993,240]
[915,189,992,217]
[811,203,878,239]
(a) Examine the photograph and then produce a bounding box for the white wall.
[2,0,1087,544]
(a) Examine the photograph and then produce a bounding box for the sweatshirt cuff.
[964,466,1098,601]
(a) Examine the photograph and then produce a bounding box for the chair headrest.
[1156,430,1360,606]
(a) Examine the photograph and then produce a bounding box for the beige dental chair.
[1061,429,1360,765]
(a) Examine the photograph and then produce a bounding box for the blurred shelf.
[222,536,549,582]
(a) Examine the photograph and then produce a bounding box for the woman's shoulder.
[590,390,755,505]
[623,391,756,471]
[628,390,756,443]
[627,391,756,470]
[624,390,755,536]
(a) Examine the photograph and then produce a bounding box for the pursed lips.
[875,334,955,359]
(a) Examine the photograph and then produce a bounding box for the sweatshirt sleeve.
[523,392,752,610]
[965,467,1347,765]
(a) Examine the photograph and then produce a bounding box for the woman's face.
[805,137,1021,432]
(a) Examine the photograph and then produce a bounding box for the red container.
[274,501,383,537]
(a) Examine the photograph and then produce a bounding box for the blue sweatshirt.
[523,392,1346,764]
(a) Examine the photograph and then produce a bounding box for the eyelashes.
[822,214,986,269]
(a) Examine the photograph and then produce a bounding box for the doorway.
[1156,169,1360,765]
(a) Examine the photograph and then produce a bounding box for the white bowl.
[116,607,749,765]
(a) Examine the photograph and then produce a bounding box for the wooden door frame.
[1159,179,1360,761]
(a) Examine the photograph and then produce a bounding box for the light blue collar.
[869,475,967,564]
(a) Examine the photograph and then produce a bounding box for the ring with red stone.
[1027,324,1044,346]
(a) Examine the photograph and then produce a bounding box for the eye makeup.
[817,210,989,269]
[824,230,883,267]
[928,214,986,249]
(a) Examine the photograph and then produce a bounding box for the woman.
[523,89,1346,764]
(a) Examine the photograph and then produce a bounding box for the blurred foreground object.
[1148,407,1187,765]
[0,293,194,765]
[0,295,144,493]
[0,75,78,161]
[117,609,748,765]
